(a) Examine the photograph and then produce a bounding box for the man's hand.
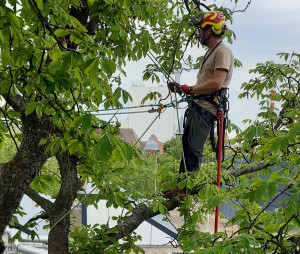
[167,81,181,93]
[180,85,193,95]
[167,81,193,95]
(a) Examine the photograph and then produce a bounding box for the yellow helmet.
[189,11,227,36]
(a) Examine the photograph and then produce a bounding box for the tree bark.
[231,160,270,177]
[25,151,80,254]
[0,111,55,241]
[48,151,80,254]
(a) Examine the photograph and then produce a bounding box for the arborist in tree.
[165,11,233,198]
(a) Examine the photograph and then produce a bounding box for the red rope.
[214,110,223,233]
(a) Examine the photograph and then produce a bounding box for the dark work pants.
[179,102,216,174]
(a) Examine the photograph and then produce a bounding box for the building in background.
[118,128,164,155]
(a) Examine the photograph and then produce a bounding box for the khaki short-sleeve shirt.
[194,42,233,115]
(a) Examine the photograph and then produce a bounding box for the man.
[165,11,233,198]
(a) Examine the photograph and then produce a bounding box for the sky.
[121,0,300,133]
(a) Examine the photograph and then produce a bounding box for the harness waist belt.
[193,88,228,101]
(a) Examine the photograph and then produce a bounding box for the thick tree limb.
[110,199,180,241]
[25,188,53,214]
[0,112,58,241]
[47,151,80,253]
[105,160,270,243]
[231,160,270,178]
[1,93,26,115]
[86,15,101,35]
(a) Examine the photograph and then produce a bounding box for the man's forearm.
[190,79,222,94]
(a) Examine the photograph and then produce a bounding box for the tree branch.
[1,91,26,115]
[109,199,180,241]
[232,0,252,14]
[230,160,270,177]
[183,0,191,13]
[86,15,101,35]
[25,188,53,213]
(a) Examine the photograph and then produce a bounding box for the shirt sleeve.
[214,48,233,72]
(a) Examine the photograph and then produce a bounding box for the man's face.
[199,27,211,46]
[199,27,206,45]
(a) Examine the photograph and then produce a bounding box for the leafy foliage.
[1,0,299,253]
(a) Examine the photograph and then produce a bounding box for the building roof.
[118,129,164,154]
[118,128,140,145]
[149,134,164,154]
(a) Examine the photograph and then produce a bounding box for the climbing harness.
[188,87,229,161]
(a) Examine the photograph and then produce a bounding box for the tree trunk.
[49,214,71,254]
[0,112,55,244]
[48,151,80,253]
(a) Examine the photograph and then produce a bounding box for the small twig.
[232,0,252,14]
[0,107,20,152]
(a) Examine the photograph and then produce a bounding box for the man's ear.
[207,27,213,36]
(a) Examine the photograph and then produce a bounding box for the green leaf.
[106,195,114,208]
[187,178,194,190]
[92,135,114,162]
[271,138,281,153]
[178,179,187,190]
[279,136,289,151]
[0,80,11,94]
[68,141,79,155]
[62,52,72,72]
[267,182,277,199]
[35,0,43,10]
[158,203,165,214]
[122,89,132,104]
[38,139,47,146]
[80,114,91,133]
[54,29,72,37]
[285,194,298,219]
[153,202,159,213]
[100,58,116,75]
[45,84,55,94]
[210,196,220,208]
[83,58,99,75]
[25,102,37,116]
[123,0,131,9]
[104,227,118,234]
[69,16,88,33]
[255,182,268,202]
[288,124,300,139]
[70,30,84,44]
[36,104,42,118]
[115,193,123,207]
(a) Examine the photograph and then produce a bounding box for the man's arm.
[190,68,228,94]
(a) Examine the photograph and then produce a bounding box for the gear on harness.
[189,87,229,162]
[168,78,229,162]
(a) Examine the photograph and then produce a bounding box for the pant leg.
[179,103,216,173]
[179,123,190,174]
[179,107,192,174]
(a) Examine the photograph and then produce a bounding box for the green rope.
[174,88,188,173]
[49,186,98,234]
[134,113,161,146]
